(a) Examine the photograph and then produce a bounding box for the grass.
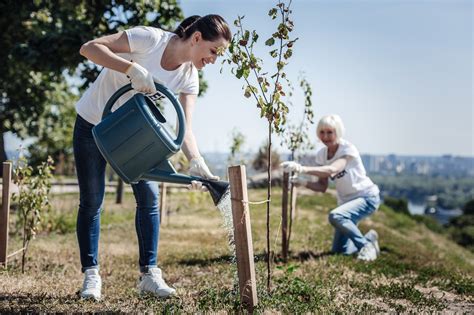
[1,187,473,312]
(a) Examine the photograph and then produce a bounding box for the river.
[407,201,463,225]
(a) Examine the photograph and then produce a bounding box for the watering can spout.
[142,160,229,206]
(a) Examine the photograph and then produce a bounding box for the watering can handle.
[101,82,186,149]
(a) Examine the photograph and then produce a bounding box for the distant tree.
[448,199,474,252]
[27,81,77,175]
[463,199,474,216]
[0,1,184,174]
[228,128,246,166]
[383,196,410,216]
[252,141,281,172]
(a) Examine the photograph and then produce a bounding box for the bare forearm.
[301,165,337,178]
[305,180,328,192]
[80,42,131,73]
[181,131,201,161]
[301,157,348,177]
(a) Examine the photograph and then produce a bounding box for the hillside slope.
[0,188,472,312]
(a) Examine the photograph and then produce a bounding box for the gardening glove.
[189,156,220,181]
[187,180,209,192]
[290,175,309,188]
[280,161,304,173]
[125,62,157,94]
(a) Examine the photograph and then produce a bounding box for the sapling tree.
[12,155,54,273]
[228,128,246,166]
[222,0,298,291]
[281,75,314,255]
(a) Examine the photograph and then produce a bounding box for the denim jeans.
[73,114,160,273]
[328,194,380,255]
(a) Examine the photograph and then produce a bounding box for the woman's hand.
[187,180,209,192]
[290,175,309,188]
[125,62,157,94]
[280,161,304,173]
[189,156,220,181]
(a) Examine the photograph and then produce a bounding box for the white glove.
[187,180,209,192]
[189,156,220,181]
[125,62,157,94]
[290,175,309,188]
[280,161,303,173]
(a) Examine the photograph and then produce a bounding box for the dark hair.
[174,14,231,42]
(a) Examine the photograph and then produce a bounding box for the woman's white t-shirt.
[315,139,379,204]
[75,26,199,125]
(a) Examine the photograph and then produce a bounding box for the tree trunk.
[266,122,272,292]
[116,178,124,204]
[0,130,8,177]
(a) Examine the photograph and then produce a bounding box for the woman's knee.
[328,211,343,226]
[78,202,102,217]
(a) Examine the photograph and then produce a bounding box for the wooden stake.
[291,185,297,220]
[1,162,12,267]
[159,182,167,226]
[115,178,124,204]
[281,172,289,261]
[228,165,258,312]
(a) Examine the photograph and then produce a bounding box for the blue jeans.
[328,194,380,255]
[73,114,160,273]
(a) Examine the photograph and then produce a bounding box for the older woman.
[281,114,381,261]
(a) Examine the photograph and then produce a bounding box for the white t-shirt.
[315,139,379,204]
[75,26,199,125]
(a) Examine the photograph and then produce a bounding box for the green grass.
[1,187,473,312]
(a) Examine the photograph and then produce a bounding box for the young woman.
[281,114,381,261]
[74,15,231,300]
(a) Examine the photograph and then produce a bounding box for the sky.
[5,0,473,157]
[179,0,473,156]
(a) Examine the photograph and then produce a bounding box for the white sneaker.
[357,242,377,261]
[138,267,176,298]
[365,229,380,256]
[80,269,102,301]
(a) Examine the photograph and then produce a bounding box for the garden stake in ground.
[281,171,290,262]
[228,165,258,312]
[1,162,12,267]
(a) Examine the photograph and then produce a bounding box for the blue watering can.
[92,82,229,206]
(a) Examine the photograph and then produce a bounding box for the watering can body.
[91,83,229,205]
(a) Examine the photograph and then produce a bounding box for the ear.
[191,31,202,45]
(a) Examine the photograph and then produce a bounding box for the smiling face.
[318,126,338,148]
[189,32,228,70]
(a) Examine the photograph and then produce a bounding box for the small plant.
[12,155,54,273]
[222,0,298,291]
[281,74,314,257]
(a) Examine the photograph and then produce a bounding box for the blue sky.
[179,0,473,156]
[6,0,473,156]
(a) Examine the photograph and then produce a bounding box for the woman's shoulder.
[338,139,360,157]
[127,26,168,40]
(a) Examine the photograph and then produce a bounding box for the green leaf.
[265,38,275,46]
[268,8,277,19]
[236,68,243,79]
[252,30,259,42]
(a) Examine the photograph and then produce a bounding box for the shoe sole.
[80,294,101,301]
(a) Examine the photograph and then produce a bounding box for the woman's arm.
[179,93,201,160]
[306,177,329,192]
[79,31,132,73]
[301,156,350,178]
[179,93,218,180]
